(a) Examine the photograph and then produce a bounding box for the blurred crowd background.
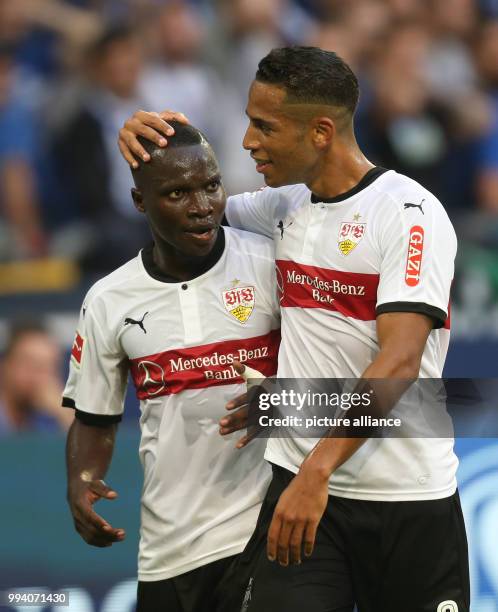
[1,0,498,258]
[1,0,498,435]
[0,4,497,609]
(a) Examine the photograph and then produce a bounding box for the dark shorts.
[218,464,470,612]
[137,554,238,612]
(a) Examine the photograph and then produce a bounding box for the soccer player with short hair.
[64,122,280,612]
[119,47,469,612]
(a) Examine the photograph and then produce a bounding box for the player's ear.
[132,188,145,213]
[311,117,335,149]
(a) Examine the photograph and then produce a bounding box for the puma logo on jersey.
[124,312,148,333]
[405,226,424,286]
[404,199,425,214]
[277,219,293,239]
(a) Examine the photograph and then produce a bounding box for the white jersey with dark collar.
[226,168,458,502]
[63,227,280,581]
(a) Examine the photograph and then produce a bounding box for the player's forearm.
[300,349,422,479]
[362,344,422,381]
[299,436,366,484]
[66,419,117,494]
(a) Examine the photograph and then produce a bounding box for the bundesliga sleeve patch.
[71,331,85,366]
[405,225,424,286]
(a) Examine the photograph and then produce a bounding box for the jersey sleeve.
[225,188,276,238]
[375,194,457,329]
[258,248,281,324]
[62,298,129,425]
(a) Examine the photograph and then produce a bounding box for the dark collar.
[311,167,388,204]
[141,227,225,283]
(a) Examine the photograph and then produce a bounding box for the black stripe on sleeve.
[62,396,76,408]
[376,301,447,329]
[74,408,122,427]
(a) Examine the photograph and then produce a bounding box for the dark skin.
[67,141,235,547]
[132,141,226,278]
[66,420,124,547]
[117,87,437,564]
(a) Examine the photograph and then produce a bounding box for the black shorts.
[218,464,470,612]
[137,554,238,612]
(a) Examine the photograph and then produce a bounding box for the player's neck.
[151,229,225,282]
[307,142,374,200]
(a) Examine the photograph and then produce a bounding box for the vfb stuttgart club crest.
[338,218,366,256]
[222,285,255,323]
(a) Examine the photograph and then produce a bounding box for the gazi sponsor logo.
[405,225,424,286]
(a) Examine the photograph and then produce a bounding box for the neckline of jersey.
[139,226,227,285]
[310,166,389,204]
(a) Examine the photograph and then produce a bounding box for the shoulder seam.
[85,265,144,308]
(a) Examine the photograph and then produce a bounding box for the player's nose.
[188,191,214,216]
[243,124,260,151]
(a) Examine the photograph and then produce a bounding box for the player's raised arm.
[66,419,125,547]
[118,110,190,168]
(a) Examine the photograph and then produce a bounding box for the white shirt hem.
[264,453,458,502]
[137,541,246,582]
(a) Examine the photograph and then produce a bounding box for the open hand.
[68,479,125,547]
[118,109,190,168]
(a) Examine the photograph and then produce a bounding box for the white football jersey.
[226,168,459,502]
[63,227,280,581]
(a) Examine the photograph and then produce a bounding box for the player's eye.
[168,190,184,200]
[206,180,221,193]
[255,121,272,135]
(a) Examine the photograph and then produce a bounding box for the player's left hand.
[267,465,329,566]
[220,361,266,448]
[219,403,251,448]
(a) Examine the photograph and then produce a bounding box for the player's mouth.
[184,225,217,243]
[253,158,273,173]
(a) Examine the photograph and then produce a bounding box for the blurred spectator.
[212,0,304,193]
[0,44,47,261]
[0,0,101,106]
[305,0,392,73]
[356,20,488,210]
[139,1,222,140]
[1,0,498,275]
[0,321,72,435]
[425,0,478,101]
[384,0,428,20]
[53,25,149,270]
[356,23,452,201]
[473,19,498,213]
